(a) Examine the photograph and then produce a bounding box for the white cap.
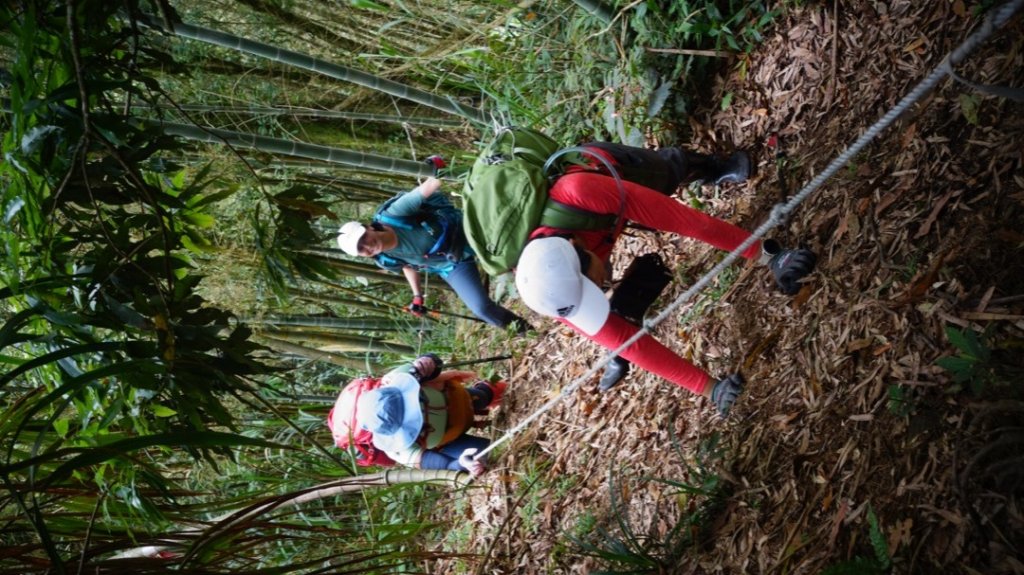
[515,237,609,336]
[337,221,366,256]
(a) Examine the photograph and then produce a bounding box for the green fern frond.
[867,506,891,569]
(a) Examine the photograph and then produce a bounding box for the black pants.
[582,142,689,197]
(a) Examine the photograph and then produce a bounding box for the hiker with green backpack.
[337,176,529,332]
[462,128,817,415]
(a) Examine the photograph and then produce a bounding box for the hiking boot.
[598,357,631,392]
[683,151,752,185]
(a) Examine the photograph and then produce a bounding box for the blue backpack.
[371,192,466,272]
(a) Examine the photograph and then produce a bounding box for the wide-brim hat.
[515,236,610,336]
[355,371,423,452]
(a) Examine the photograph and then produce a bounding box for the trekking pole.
[445,355,512,369]
[422,307,487,323]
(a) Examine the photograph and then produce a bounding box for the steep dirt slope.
[439,2,1023,573]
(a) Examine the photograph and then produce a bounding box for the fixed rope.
[474,0,1023,461]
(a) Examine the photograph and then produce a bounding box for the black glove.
[711,373,745,416]
[410,353,443,382]
[763,239,817,295]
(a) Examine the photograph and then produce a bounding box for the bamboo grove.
[0,0,699,572]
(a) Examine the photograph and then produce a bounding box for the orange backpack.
[326,377,396,468]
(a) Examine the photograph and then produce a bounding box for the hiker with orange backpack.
[509,141,816,414]
[336,176,529,333]
[342,353,505,476]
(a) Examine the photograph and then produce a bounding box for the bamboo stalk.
[110,470,469,561]
[134,103,463,127]
[136,14,489,125]
[141,117,434,177]
[645,47,734,58]
[256,314,409,331]
[257,335,383,370]
[262,327,416,354]
[288,289,392,314]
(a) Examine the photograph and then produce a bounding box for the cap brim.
[564,275,609,336]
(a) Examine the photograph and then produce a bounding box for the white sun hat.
[354,372,423,453]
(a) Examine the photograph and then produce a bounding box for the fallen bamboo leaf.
[914,188,957,239]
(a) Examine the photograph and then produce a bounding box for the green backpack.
[461,127,626,277]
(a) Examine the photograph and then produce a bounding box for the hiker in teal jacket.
[337,177,527,332]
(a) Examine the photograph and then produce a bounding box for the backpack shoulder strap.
[374,253,408,270]
[539,198,617,231]
[373,194,418,230]
[375,212,415,230]
[536,146,627,235]
[419,194,460,256]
